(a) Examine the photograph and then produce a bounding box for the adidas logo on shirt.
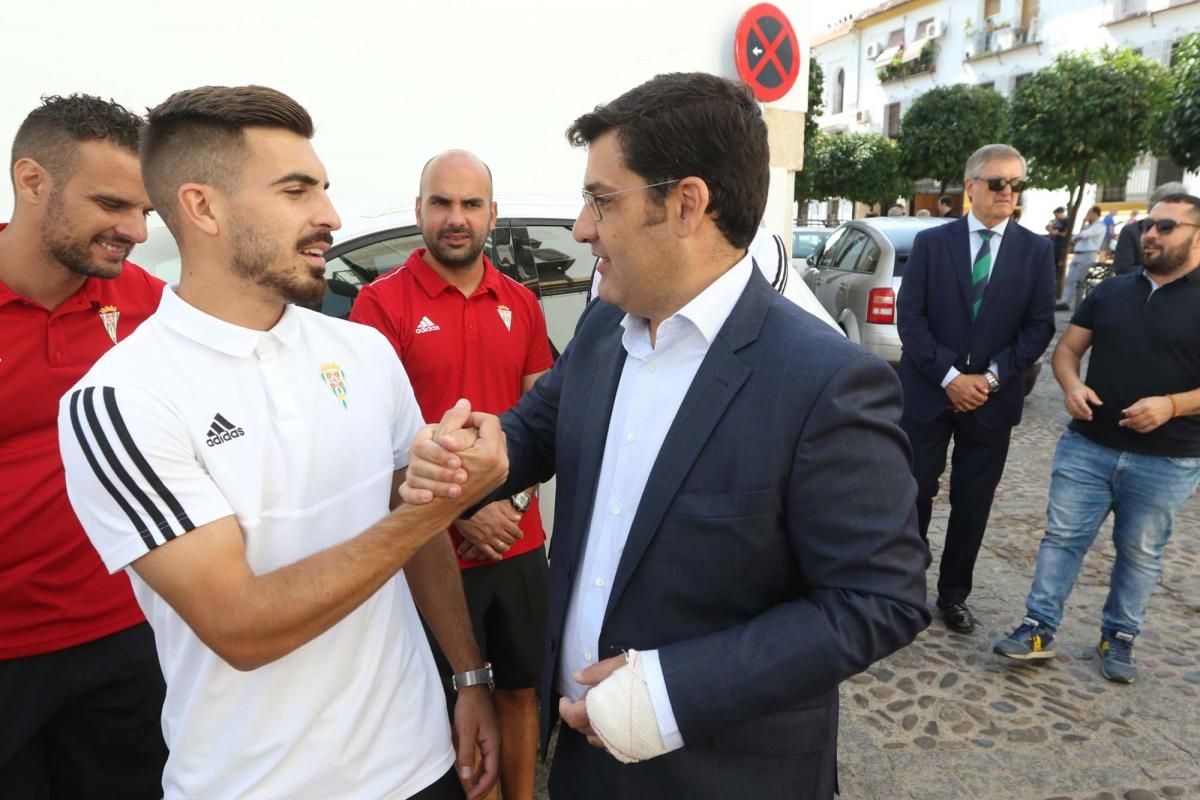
[415,316,440,334]
[206,413,245,447]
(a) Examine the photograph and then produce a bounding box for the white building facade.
[810,0,1200,229]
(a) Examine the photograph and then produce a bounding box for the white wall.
[1,0,808,228]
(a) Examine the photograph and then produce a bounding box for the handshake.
[401,399,509,511]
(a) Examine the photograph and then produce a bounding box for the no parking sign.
[734,3,801,102]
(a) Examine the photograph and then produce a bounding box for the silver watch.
[451,662,494,692]
[984,371,1001,394]
[510,491,532,512]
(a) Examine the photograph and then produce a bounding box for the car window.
[856,240,882,274]
[319,231,426,319]
[833,230,869,271]
[792,230,828,259]
[511,224,594,353]
[816,226,849,268]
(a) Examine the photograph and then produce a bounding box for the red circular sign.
[734,3,801,102]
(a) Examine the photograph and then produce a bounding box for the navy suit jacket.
[497,269,930,799]
[896,217,1056,427]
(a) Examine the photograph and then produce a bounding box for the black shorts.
[0,623,167,800]
[428,547,549,697]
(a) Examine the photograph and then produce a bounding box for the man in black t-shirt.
[994,194,1200,684]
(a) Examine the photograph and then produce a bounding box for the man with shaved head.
[352,149,553,799]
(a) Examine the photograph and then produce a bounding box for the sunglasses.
[1144,218,1200,235]
[979,177,1027,193]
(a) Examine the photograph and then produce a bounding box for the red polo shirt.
[351,250,553,569]
[0,227,165,658]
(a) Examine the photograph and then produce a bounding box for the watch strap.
[451,663,494,691]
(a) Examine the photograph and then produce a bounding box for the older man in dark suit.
[403,72,930,799]
[897,144,1057,634]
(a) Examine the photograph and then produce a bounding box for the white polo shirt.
[58,287,453,799]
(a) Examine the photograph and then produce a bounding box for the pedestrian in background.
[1057,205,1105,311]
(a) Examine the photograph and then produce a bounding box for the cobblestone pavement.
[839,311,1200,800]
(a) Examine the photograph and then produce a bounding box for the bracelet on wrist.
[1167,394,1178,419]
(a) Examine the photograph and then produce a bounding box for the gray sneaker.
[994,617,1057,661]
[1098,630,1137,683]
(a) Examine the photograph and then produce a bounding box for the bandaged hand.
[584,650,669,764]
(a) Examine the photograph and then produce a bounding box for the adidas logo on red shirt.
[415,316,440,334]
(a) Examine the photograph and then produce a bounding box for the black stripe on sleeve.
[82,387,177,543]
[102,387,195,537]
[773,234,788,293]
[69,390,157,550]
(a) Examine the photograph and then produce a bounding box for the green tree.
[794,58,825,214]
[808,131,913,210]
[900,84,1010,192]
[1155,33,1200,172]
[1012,48,1170,234]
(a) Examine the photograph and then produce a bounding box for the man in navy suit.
[403,72,930,799]
[896,144,1057,634]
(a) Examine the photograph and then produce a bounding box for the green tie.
[972,230,995,319]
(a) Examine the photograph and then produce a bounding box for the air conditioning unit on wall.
[927,19,943,39]
[856,109,872,124]
[866,42,881,59]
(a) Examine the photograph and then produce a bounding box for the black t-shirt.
[1068,269,1200,457]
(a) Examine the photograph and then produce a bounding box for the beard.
[229,221,330,308]
[424,224,487,269]
[41,189,132,279]
[1143,236,1192,276]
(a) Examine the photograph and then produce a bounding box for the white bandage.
[584,650,669,764]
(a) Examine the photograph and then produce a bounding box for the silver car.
[802,217,947,364]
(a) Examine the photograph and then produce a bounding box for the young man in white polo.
[57,85,507,800]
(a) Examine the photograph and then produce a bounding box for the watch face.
[511,492,531,512]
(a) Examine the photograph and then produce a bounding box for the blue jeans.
[1025,429,1200,636]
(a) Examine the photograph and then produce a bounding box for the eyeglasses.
[581,180,679,222]
[1144,218,1200,235]
[978,177,1027,193]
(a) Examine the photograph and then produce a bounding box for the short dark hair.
[141,85,314,233]
[1052,206,1065,214]
[1155,192,1200,223]
[938,195,953,207]
[11,94,142,183]
[1089,205,1102,216]
[566,72,767,249]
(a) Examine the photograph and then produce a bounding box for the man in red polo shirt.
[352,150,552,799]
[0,95,167,798]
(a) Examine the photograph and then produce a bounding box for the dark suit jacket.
[498,269,930,799]
[896,218,1056,428]
[1111,219,1147,276]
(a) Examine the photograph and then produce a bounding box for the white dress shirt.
[558,254,754,752]
[1072,219,1106,253]
[941,212,1007,387]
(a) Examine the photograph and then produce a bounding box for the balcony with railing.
[1106,0,1200,25]
[876,39,938,83]
[964,18,1041,61]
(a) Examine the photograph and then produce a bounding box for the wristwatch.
[510,491,532,512]
[984,370,1001,394]
[451,662,494,692]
